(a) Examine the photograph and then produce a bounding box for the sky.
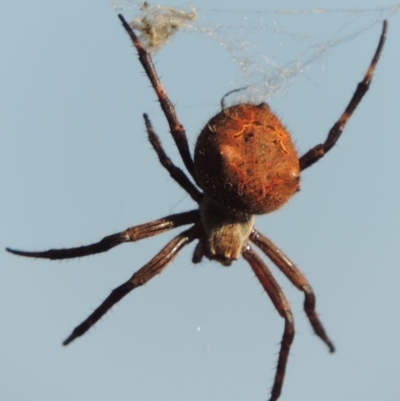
[1,1,400,400]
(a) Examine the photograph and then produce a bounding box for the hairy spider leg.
[242,245,294,401]
[250,230,335,352]
[118,14,195,179]
[6,211,198,259]
[143,113,203,203]
[300,21,387,171]
[63,225,200,345]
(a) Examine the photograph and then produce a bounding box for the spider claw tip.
[6,247,21,255]
[62,336,74,346]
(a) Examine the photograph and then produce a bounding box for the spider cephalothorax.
[7,14,387,401]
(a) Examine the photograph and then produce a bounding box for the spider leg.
[299,20,387,171]
[6,210,199,259]
[250,230,335,352]
[118,14,195,179]
[143,113,203,204]
[242,244,294,401]
[63,225,200,345]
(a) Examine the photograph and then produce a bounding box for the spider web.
[110,2,399,102]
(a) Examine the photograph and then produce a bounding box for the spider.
[7,15,387,401]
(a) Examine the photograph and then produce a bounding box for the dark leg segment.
[63,225,200,345]
[250,230,335,353]
[118,14,195,178]
[143,113,203,203]
[300,21,387,171]
[6,210,199,259]
[242,244,294,401]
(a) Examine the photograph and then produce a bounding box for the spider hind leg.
[250,230,335,352]
[242,244,295,401]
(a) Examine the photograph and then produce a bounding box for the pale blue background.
[1,1,400,400]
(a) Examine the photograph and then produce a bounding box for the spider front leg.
[143,113,203,204]
[63,225,200,345]
[119,14,195,179]
[6,210,198,259]
[300,20,387,171]
[250,230,335,352]
[242,244,294,401]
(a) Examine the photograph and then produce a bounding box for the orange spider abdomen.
[194,103,300,214]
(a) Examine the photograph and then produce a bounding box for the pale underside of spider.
[7,15,387,401]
